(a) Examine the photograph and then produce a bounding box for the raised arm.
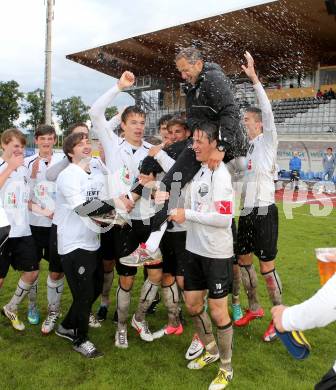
[242,51,277,144]
[89,71,135,145]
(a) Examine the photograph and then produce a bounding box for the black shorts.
[237,204,278,261]
[30,225,51,262]
[184,252,233,299]
[0,235,39,278]
[48,224,63,274]
[100,227,117,261]
[160,231,188,276]
[114,219,162,277]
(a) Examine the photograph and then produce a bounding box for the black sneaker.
[73,340,103,359]
[146,292,161,315]
[96,306,108,322]
[113,309,118,324]
[55,324,75,342]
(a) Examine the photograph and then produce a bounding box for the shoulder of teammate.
[213,163,233,197]
[90,157,109,175]
[24,153,39,170]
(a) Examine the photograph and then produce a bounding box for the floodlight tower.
[44,0,54,125]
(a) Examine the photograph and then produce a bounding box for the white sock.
[47,275,64,313]
[7,278,33,312]
[145,222,167,253]
[27,278,38,308]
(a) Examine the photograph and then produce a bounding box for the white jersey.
[56,163,107,255]
[52,156,108,226]
[89,86,154,220]
[184,162,234,259]
[25,152,64,227]
[0,158,31,238]
[243,82,278,208]
[155,149,186,232]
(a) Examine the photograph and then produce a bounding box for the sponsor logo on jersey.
[198,183,209,197]
[214,200,233,215]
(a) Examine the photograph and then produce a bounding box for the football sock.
[47,275,64,312]
[116,284,131,327]
[27,278,38,308]
[162,281,180,327]
[7,278,32,312]
[145,222,167,253]
[262,268,282,306]
[239,264,260,311]
[135,279,159,322]
[101,270,114,306]
[232,264,241,305]
[191,308,218,355]
[217,322,233,371]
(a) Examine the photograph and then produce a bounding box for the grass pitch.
[0,203,335,390]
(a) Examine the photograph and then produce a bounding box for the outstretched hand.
[241,51,259,85]
[118,71,135,90]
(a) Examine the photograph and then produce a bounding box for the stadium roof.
[67,0,336,83]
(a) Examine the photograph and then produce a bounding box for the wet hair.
[166,117,189,131]
[63,132,89,161]
[158,114,173,128]
[245,107,262,122]
[67,122,89,136]
[121,106,146,123]
[143,135,162,145]
[175,47,203,64]
[194,122,218,143]
[1,128,26,146]
[35,124,56,138]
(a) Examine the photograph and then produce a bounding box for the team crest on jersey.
[6,192,17,207]
[198,183,209,197]
[35,183,47,198]
[121,165,131,185]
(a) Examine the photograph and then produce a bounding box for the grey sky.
[0,0,275,108]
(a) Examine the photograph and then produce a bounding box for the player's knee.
[211,305,230,326]
[103,260,115,273]
[119,276,134,290]
[162,273,175,287]
[23,270,39,283]
[185,302,203,316]
[260,260,275,273]
[147,269,162,284]
[238,254,253,266]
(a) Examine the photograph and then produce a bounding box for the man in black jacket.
[121,47,247,266]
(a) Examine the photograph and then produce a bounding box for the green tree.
[0,80,23,132]
[54,96,89,132]
[22,88,46,130]
[105,106,118,120]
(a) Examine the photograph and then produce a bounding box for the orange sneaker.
[263,320,277,342]
[234,308,264,327]
[165,323,183,335]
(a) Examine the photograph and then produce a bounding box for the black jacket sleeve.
[74,198,115,217]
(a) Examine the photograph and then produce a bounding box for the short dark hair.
[35,124,56,138]
[175,47,203,64]
[166,117,189,131]
[327,147,333,151]
[67,122,89,136]
[1,128,26,146]
[245,107,262,122]
[158,114,173,128]
[194,122,218,143]
[63,132,89,162]
[121,106,146,123]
